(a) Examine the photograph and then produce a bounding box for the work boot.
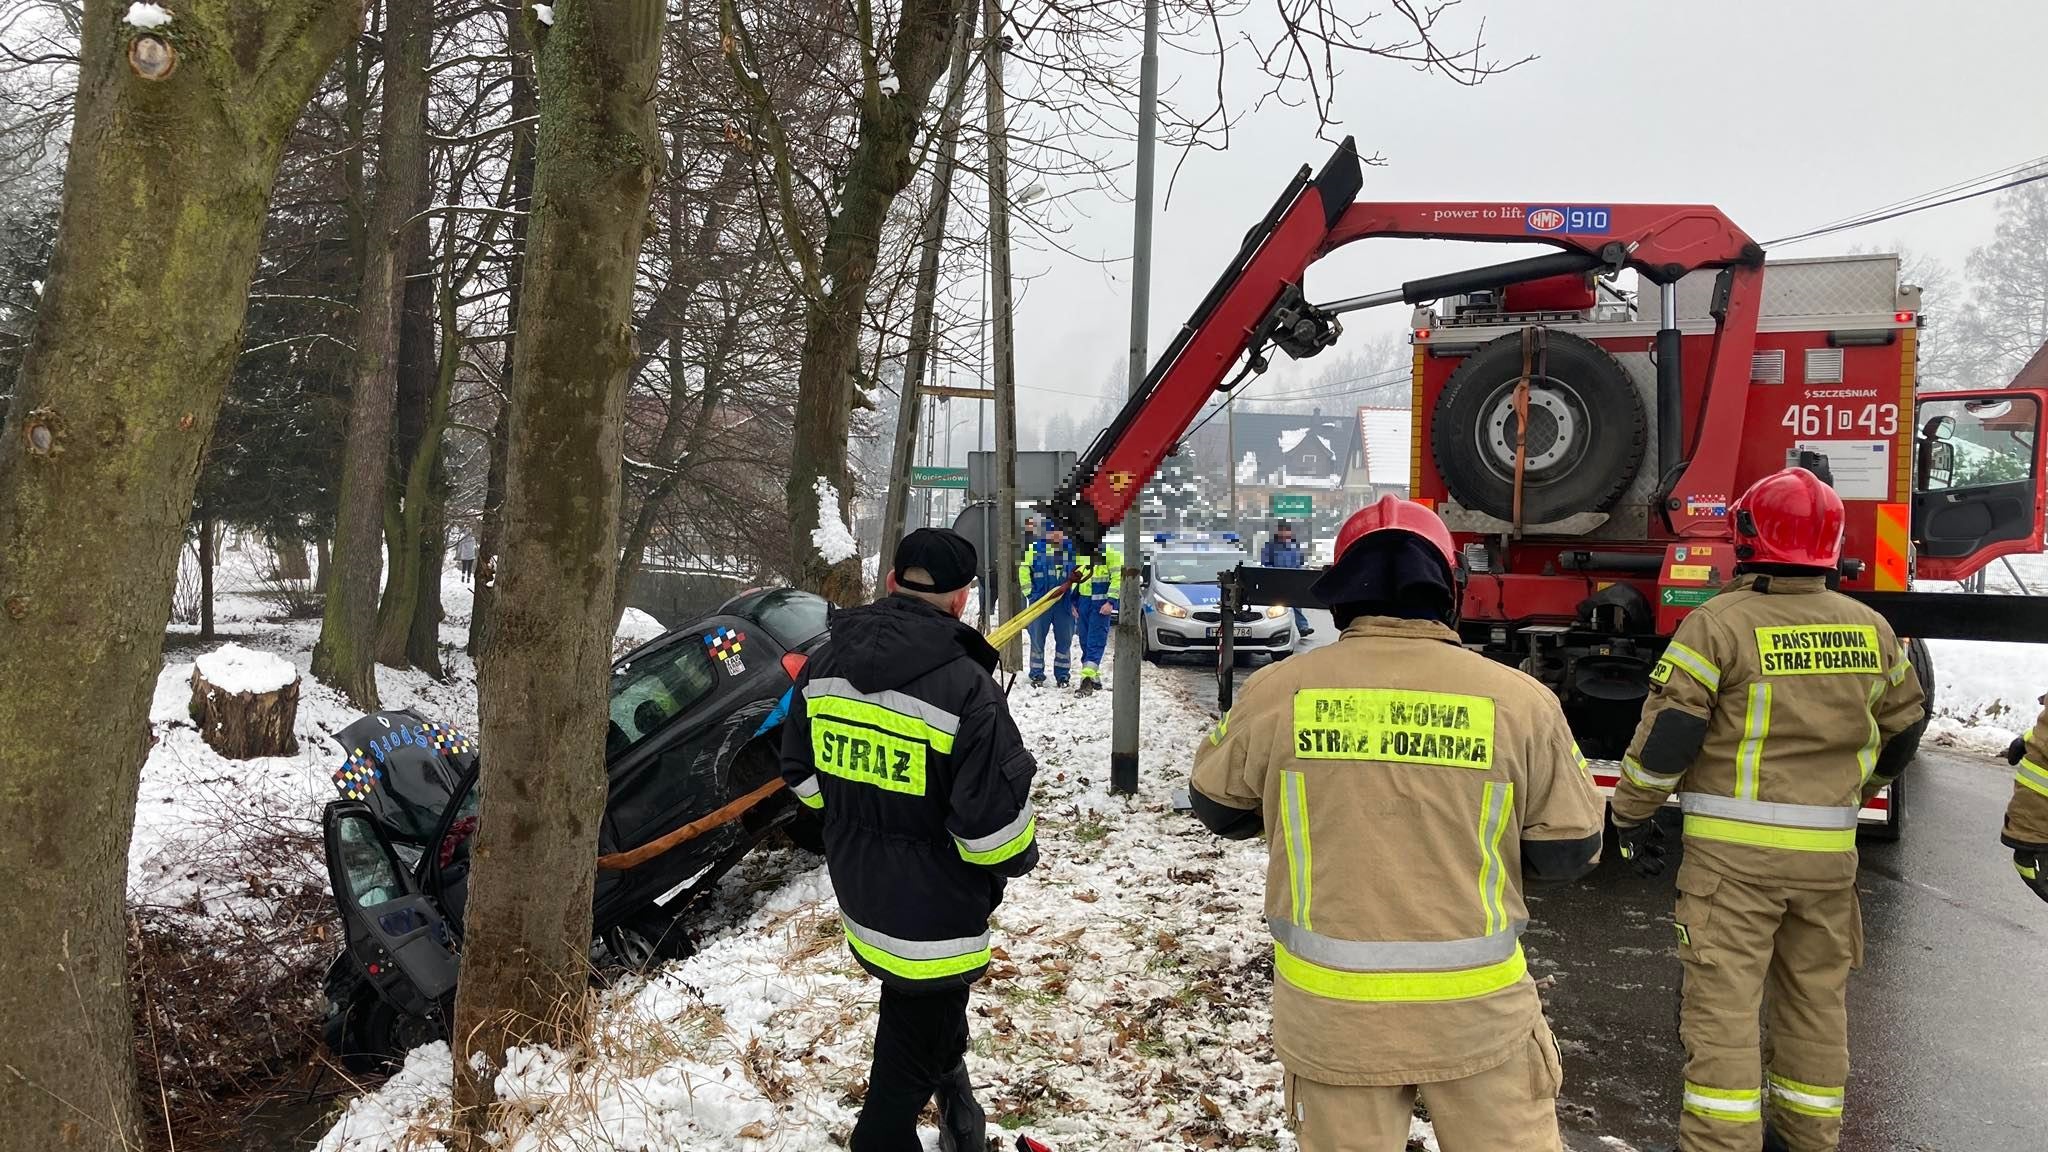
[1055,678,1070,689]
[936,1060,986,1152]
[1029,675,1045,688]
[1075,678,1099,697]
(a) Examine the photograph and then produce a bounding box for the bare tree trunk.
[985,0,1022,665]
[878,0,977,559]
[0,3,357,1146]
[451,1,662,1137]
[469,11,541,667]
[725,0,971,603]
[198,499,216,640]
[312,0,432,709]
[408,451,449,675]
[374,221,440,664]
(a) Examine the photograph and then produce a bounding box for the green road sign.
[910,465,969,490]
[1270,492,1313,519]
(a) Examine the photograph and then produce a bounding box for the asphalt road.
[1171,626,2048,1151]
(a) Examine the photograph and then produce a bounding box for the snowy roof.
[1231,412,1353,485]
[1356,406,1412,486]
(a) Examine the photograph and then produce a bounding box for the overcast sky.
[973,0,2048,445]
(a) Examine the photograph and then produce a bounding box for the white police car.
[1140,533,1296,664]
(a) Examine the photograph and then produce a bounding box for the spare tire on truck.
[1431,329,1647,525]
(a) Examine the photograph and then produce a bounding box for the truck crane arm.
[1045,137,1768,554]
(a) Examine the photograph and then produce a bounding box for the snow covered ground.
[314,663,1340,1151]
[1918,552,2048,754]
[135,542,2048,1150]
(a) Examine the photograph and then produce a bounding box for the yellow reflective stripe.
[1684,1082,1762,1123]
[1684,814,1856,852]
[2018,759,2048,799]
[1274,942,1527,1004]
[843,924,990,981]
[1211,712,1229,746]
[1662,641,1721,691]
[1623,755,1684,791]
[2018,859,2041,880]
[1476,781,1512,935]
[1281,771,1313,930]
[1735,682,1771,800]
[956,816,1035,865]
[1768,1073,1844,1118]
[805,696,956,753]
[795,788,824,810]
[1573,743,1590,778]
[1888,657,1912,686]
[1857,678,1884,783]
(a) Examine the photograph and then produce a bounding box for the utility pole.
[1110,0,1159,795]
[878,0,979,555]
[1228,393,1240,541]
[985,0,1021,668]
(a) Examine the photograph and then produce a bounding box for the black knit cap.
[893,527,979,593]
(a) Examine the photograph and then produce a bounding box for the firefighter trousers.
[1675,863,1860,1152]
[1282,1018,1565,1152]
[849,984,972,1152]
[1078,602,1113,679]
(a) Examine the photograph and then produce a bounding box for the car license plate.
[1205,627,1219,640]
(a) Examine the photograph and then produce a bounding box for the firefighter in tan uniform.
[1610,468,1925,1152]
[1999,704,2048,905]
[1190,496,1605,1152]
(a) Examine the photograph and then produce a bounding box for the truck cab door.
[1911,389,2048,582]
[323,800,459,1016]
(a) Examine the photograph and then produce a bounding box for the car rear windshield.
[1153,550,1247,584]
[741,589,830,648]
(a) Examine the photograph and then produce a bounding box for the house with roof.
[1347,405,1413,499]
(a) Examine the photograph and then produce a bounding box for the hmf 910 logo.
[1524,205,1612,236]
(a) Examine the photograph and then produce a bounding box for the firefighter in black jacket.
[781,527,1041,1152]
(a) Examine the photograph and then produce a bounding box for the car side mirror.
[1923,414,1955,442]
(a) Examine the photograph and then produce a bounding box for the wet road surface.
[1186,624,2048,1151]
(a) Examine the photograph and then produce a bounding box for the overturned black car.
[320,588,829,1069]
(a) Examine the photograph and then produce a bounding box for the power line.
[1782,153,2048,241]
[1768,166,2048,248]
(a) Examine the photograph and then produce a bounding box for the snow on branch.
[810,477,858,565]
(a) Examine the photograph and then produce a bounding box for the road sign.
[910,465,969,490]
[1270,492,1313,519]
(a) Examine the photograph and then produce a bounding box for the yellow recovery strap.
[983,563,1093,650]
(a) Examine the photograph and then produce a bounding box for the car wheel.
[598,922,667,972]
[328,984,445,1075]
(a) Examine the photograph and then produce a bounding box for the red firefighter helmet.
[1330,494,1459,573]
[1730,466,1845,569]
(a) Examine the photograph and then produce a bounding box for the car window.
[743,589,830,649]
[1153,550,1248,584]
[609,639,720,752]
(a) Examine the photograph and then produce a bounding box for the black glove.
[1616,820,1667,878]
[2006,736,2028,766]
[2016,847,2048,906]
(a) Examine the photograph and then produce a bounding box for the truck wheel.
[1431,329,1646,523]
[1863,637,1933,844]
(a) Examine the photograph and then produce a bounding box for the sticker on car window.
[705,626,748,676]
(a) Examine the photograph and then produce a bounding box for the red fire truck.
[1045,138,2048,842]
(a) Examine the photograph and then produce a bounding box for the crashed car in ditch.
[320,588,829,1069]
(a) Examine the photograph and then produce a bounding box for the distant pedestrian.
[1260,520,1313,637]
[1019,519,1079,687]
[456,533,478,583]
[1022,514,1041,546]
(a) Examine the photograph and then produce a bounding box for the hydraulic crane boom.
[1045,137,1768,554]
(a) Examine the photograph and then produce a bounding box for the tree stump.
[188,644,302,759]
